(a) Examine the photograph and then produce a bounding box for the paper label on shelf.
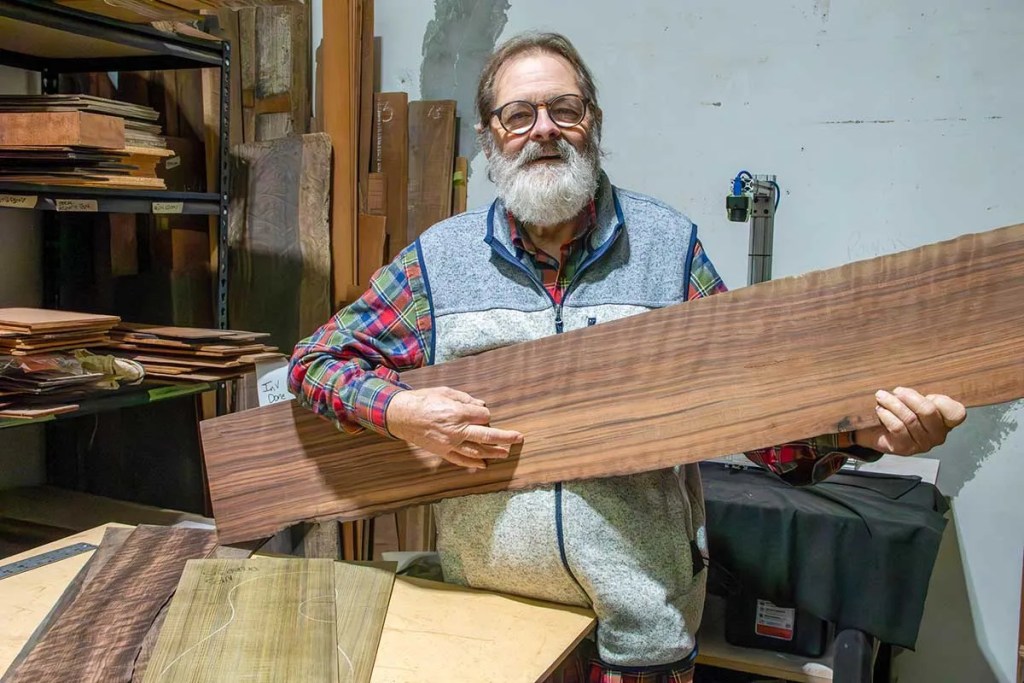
[256,358,293,407]
[754,600,795,640]
[165,156,182,170]
[56,199,98,212]
[0,194,37,209]
[153,201,184,214]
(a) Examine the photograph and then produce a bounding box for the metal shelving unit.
[0,381,214,430]
[0,0,233,447]
[0,0,231,329]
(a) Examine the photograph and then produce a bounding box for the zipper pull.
[555,305,564,333]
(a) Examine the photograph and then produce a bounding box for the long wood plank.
[406,100,456,246]
[373,92,408,260]
[201,223,1024,543]
[6,526,217,682]
[324,0,359,304]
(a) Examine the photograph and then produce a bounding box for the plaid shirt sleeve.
[688,239,878,485]
[287,245,431,437]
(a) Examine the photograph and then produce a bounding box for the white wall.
[371,2,1023,680]
[0,65,45,489]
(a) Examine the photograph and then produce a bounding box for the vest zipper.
[554,303,564,334]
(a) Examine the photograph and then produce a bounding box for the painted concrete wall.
[0,66,45,489]
[330,1,1023,679]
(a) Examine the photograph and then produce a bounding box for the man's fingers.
[453,441,513,460]
[873,405,912,453]
[442,450,487,470]
[892,387,946,441]
[926,394,967,428]
[438,386,486,406]
[462,424,524,446]
[458,403,492,425]
[875,389,928,450]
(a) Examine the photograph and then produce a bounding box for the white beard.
[486,135,601,227]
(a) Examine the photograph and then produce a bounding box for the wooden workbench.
[0,525,596,683]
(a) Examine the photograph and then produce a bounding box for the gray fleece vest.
[416,173,707,667]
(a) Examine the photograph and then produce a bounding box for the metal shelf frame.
[0,0,231,331]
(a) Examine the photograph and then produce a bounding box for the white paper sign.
[56,199,98,212]
[255,357,293,407]
[152,201,184,214]
[0,194,37,209]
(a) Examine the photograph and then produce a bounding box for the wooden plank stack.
[0,309,121,419]
[0,95,175,189]
[107,323,279,381]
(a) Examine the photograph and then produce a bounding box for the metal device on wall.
[726,170,780,286]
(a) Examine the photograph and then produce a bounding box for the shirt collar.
[507,199,598,257]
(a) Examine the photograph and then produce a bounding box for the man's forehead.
[494,52,580,102]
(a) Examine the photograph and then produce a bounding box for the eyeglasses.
[490,93,589,135]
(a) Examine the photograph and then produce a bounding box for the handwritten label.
[0,194,37,209]
[56,199,98,212]
[255,357,293,407]
[165,156,182,170]
[152,201,184,214]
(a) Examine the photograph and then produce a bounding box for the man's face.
[488,52,592,158]
[482,51,602,227]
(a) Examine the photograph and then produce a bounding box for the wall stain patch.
[420,0,511,171]
[929,400,1021,497]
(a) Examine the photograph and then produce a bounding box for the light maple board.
[201,223,1024,543]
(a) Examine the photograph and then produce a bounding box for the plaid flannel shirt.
[289,202,865,485]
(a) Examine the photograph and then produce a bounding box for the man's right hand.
[384,387,524,470]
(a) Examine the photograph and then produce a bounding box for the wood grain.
[0,527,132,682]
[452,156,468,215]
[357,0,375,202]
[0,524,132,677]
[201,223,1024,543]
[370,577,595,683]
[0,112,124,149]
[373,93,408,260]
[324,0,358,303]
[228,133,331,351]
[335,561,395,682]
[142,558,338,683]
[6,526,216,683]
[406,101,456,246]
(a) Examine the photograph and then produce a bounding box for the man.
[289,32,965,683]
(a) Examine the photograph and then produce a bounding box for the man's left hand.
[853,387,967,456]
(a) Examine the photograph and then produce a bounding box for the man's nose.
[529,106,561,142]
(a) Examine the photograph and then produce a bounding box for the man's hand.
[853,387,967,456]
[385,387,524,470]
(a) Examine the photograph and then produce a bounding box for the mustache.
[509,138,572,168]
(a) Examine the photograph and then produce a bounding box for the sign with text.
[56,199,98,212]
[0,194,37,209]
[152,201,184,214]
[255,357,293,408]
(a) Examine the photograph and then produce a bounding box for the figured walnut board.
[4,526,216,683]
[201,223,1024,543]
[142,558,395,683]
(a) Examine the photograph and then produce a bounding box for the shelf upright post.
[218,39,231,331]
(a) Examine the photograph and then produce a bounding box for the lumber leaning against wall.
[201,223,1024,544]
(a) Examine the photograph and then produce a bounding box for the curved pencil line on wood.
[154,570,318,680]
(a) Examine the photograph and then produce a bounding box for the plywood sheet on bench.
[201,223,1024,543]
